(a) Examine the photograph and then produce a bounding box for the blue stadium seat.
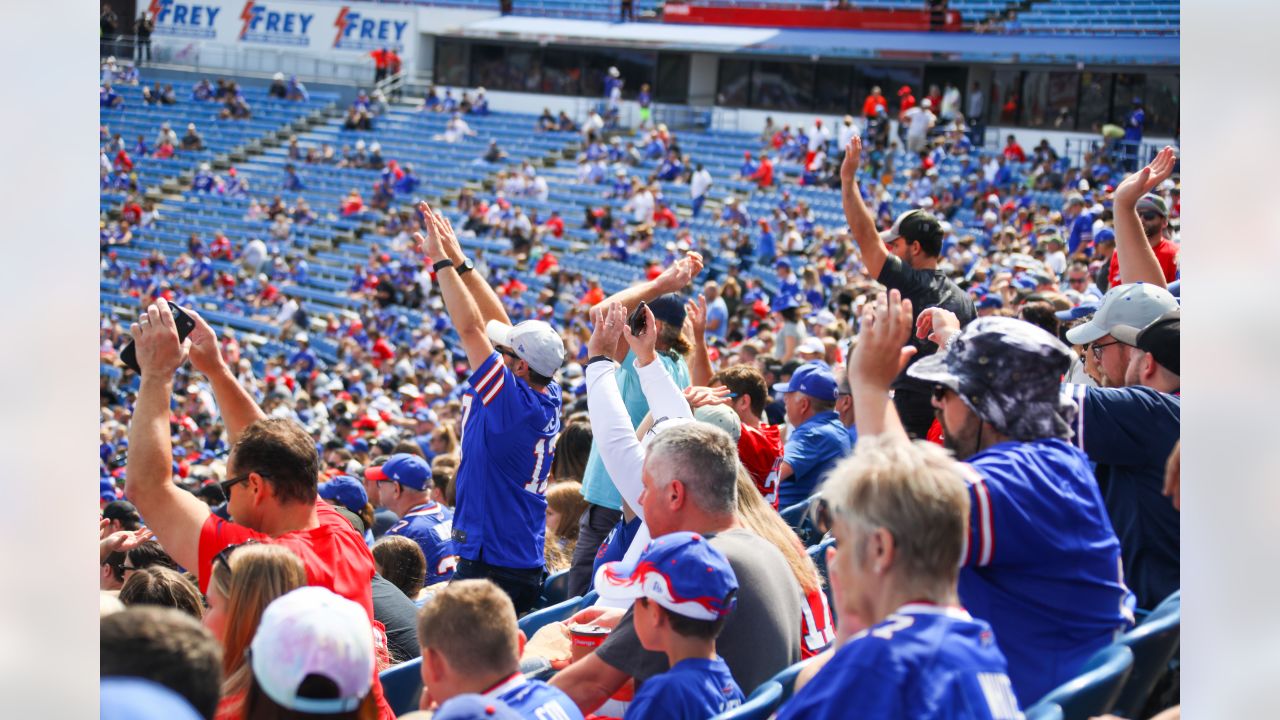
[1026,645,1134,720]
[378,656,423,717]
[1111,602,1180,717]
[1024,703,1064,720]
[710,681,783,720]
[540,569,572,608]
[779,494,820,546]
[577,590,599,610]
[807,536,836,610]
[760,657,816,704]
[518,596,583,637]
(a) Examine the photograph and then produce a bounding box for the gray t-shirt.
[595,528,802,695]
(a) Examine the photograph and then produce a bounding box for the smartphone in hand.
[627,300,648,337]
[120,302,197,374]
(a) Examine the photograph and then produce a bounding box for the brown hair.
[208,544,308,714]
[119,566,205,620]
[101,607,224,720]
[372,535,426,599]
[544,482,588,572]
[243,676,378,720]
[711,364,769,418]
[231,417,322,504]
[550,421,593,484]
[417,580,519,677]
[734,465,822,595]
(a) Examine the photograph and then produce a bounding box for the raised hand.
[183,307,224,377]
[915,307,962,349]
[587,302,628,359]
[655,251,704,293]
[622,302,658,366]
[682,384,732,409]
[413,201,448,261]
[849,289,916,392]
[685,294,707,341]
[1114,145,1177,209]
[130,300,190,378]
[840,136,863,185]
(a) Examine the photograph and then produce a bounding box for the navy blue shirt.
[779,411,851,509]
[1066,384,1180,610]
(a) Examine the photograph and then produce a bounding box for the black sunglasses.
[496,346,519,360]
[1139,211,1162,221]
[220,472,257,497]
[212,539,259,573]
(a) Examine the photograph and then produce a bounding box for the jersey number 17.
[524,434,559,495]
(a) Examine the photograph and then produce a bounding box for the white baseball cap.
[485,319,565,378]
[797,336,825,356]
[1065,282,1178,345]
[250,587,374,714]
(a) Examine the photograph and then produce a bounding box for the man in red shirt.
[370,47,388,84]
[750,152,774,189]
[124,301,395,719]
[862,86,886,119]
[710,364,782,506]
[1002,134,1027,163]
[1108,192,1179,287]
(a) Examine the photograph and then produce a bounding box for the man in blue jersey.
[370,453,458,586]
[779,437,1020,720]
[417,580,584,720]
[773,363,852,509]
[851,290,1133,708]
[416,202,565,614]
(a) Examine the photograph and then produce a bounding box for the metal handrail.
[102,34,375,87]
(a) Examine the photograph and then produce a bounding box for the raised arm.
[416,203,494,370]
[848,289,915,442]
[186,308,266,443]
[124,301,215,573]
[419,200,512,326]
[598,251,704,360]
[683,295,713,387]
[1112,146,1176,288]
[584,303,649,517]
[840,136,889,278]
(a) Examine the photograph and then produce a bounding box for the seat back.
[709,681,784,720]
[1030,645,1134,720]
[1023,702,1064,720]
[780,494,821,546]
[540,569,571,608]
[807,536,837,609]
[1111,605,1180,717]
[517,595,582,637]
[762,657,815,704]
[378,656,424,717]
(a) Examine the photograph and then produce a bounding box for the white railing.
[146,38,376,86]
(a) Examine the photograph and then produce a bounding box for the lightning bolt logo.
[239,0,256,38]
[333,6,350,47]
[148,0,163,21]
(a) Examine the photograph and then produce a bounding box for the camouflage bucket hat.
[906,317,1077,441]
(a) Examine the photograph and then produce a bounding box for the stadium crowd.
[100,65,1181,719]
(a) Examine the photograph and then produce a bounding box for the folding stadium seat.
[378,657,424,717]
[709,682,783,720]
[1110,599,1180,717]
[517,596,583,637]
[1025,645,1134,720]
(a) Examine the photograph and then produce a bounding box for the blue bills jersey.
[489,675,584,720]
[385,501,457,585]
[625,657,744,720]
[778,604,1021,720]
[455,352,562,569]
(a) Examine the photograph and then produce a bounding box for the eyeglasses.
[220,473,254,497]
[1089,339,1122,360]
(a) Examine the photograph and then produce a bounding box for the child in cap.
[244,586,377,719]
[595,531,745,719]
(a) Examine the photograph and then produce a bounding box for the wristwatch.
[456,258,475,277]
[431,258,455,273]
[586,355,614,367]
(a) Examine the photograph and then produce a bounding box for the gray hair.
[644,423,739,515]
[824,437,969,592]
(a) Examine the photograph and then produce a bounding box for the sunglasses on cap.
[212,539,260,573]
[1138,211,1162,221]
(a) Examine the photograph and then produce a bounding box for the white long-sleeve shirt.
[585,357,693,607]
[690,168,713,199]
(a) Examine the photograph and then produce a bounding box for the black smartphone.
[120,302,197,374]
[628,300,648,336]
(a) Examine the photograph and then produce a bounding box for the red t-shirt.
[862,95,885,118]
[198,501,395,719]
[738,423,782,507]
[1107,238,1179,288]
[752,158,774,188]
[545,215,565,238]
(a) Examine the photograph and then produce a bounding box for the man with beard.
[1107,193,1178,288]
[847,290,1133,709]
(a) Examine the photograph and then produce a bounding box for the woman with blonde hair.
[204,543,308,720]
[735,464,836,659]
[544,481,589,572]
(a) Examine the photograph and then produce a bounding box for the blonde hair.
[417,580,519,677]
[544,482,589,572]
[209,544,308,712]
[734,464,822,595]
[824,437,969,594]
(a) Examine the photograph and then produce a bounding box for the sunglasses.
[220,472,258,497]
[496,346,519,360]
[1068,276,1088,285]
[1139,212,1162,221]
[212,539,259,573]
[931,385,951,403]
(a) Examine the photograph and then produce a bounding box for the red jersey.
[545,215,565,238]
[581,286,605,307]
[1107,238,1179,288]
[1003,143,1027,163]
[653,206,678,228]
[862,94,886,118]
[800,586,837,659]
[370,48,388,69]
[738,423,782,508]
[751,157,774,188]
[535,252,558,276]
[199,501,394,718]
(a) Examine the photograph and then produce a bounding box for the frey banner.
[147,0,416,69]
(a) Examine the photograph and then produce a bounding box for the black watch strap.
[586,355,614,367]
[432,258,455,273]
[457,258,475,276]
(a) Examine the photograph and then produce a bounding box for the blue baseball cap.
[1012,275,1038,291]
[364,453,430,491]
[594,531,738,621]
[772,293,806,312]
[977,295,1004,310]
[775,258,792,270]
[351,438,369,453]
[433,694,521,720]
[101,477,118,503]
[318,476,369,514]
[1054,301,1099,322]
[1094,227,1116,245]
[772,362,838,403]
